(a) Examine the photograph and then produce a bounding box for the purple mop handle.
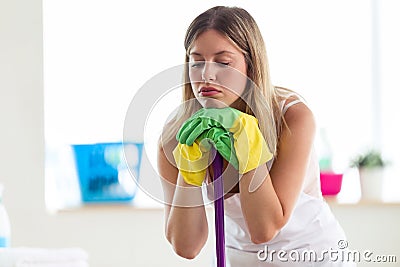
[212,151,226,267]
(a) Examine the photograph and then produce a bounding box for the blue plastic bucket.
[71,142,143,203]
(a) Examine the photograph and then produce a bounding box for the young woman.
[158,6,353,266]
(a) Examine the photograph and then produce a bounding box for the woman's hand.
[176,107,273,174]
[172,141,210,186]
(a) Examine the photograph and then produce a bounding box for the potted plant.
[350,150,387,201]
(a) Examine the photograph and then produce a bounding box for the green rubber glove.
[176,107,273,174]
[177,108,241,146]
[197,127,239,170]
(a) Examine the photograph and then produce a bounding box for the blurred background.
[1,0,399,266]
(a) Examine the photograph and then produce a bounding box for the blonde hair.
[162,6,295,156]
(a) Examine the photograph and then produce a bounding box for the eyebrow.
[189,50,235,56]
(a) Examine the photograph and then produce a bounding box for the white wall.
[0,0,46,244]
[1,1,399,266]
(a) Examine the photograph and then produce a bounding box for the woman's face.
[188,29,248,109]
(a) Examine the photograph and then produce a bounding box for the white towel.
[0,247,89,267]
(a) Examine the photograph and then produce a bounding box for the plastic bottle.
[318,128,333,172]
[0,184,11,247]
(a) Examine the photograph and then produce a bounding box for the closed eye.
[218,62,230,67]
[190,62,205,68]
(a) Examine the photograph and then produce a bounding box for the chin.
[198,97,232,109]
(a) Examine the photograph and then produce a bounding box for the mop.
[212,150,226,267]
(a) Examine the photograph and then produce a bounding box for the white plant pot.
[359,167,384,201]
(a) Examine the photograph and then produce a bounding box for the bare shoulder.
[283,101,316,135]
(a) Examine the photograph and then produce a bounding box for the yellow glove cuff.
[232,115,273,174]
[173,142,210,186]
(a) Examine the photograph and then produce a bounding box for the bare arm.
[158,140,208,259]
[239,102,316,244]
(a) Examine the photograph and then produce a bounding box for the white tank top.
[210,99,355,267]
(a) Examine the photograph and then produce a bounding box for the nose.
[201,61,216,82]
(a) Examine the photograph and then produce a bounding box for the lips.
[199,86,221,96]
